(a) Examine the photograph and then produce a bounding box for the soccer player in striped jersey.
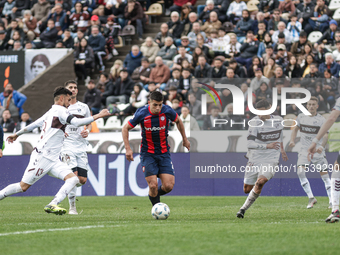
[122,91,190,206]
[289,97,331,209]
[308,97,340,223]
[237,100,288,218]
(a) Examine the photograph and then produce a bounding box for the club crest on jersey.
[78,109,81,112]
[142,166,145,172]
[161,116,165,121]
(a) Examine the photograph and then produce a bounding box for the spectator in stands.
[154,23,172,48]
[194,55,211,79]
[164,68,181,91]
[314,43,329,65]
[228,58,247,78]
[61,29,73,48]
[140,37,160,63]
[225,34,241,59]
[169,0,195,15]
[286,15,301,43]
[88,25,106,72]
[69,2,90,33]
[14,112,38,133]
[201,11,221,37]
[203,106,224,130]
[319,53,340,78]
[234,10,253,43]
[293,0,314,33]
[315,20,338,49]
[252,12,268,35]
[131,57,151,86]
[302,63,321,90]
[188,22,206,48]
[124,0,145,41]
[235,31,259,70]
[0,30,8,50]
[290,31,311,58]
[157,36,177,66]
[83,79,102,114]
[22,10,39,42]
[5,20,25,43]
[178,68,192,99]
[227,0,247,25]
[264,57,278,78]
[210,58,226,78]
[0,83,26,121]
[119,83,148,116]
[1,110,15,132]
[306,0,330,34]
[174,105,200,131]
[30,0,51,30]
[147,56,171,90]
[109,60,123,82]
[269,65,290,87]
[221,103,246,130]
[52,0,71,12]
[262,45,276,66]
[47,3,68,36]
[220,68,240,87]
[85,15,105,36]
[104,16,121,58]
[6,30,23,50]
[302,54,315,77]
[268,9,286,35]
[321,68,338,108]
[74,37,94,82]
[272,21,292,44]
[173,45,193,65]
[2,0,16,23]
[250,68,270,91]
[333,41,340,60]
[255,82,272,103]
[247,56,263,78]
[278,0,295,15]
[167,11,183,41]
[187,92,201,119]
[181,12,198,39]
[124,45,143,75]
[12,40,23,50]
[199,0,219,24]
[11,0,30,20]
[275,44,289,68]
[99,73,114,103]
[73,29,86,47]
[257,32,274,60]
[273,32,291,53]
[259,0,279,19]
[35,19,58,48]
[284,55,302,78]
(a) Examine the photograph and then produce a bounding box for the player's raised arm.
[67,109,111,127]
[316,132,329,154]
[175,117,190,151]
[122,123,134,162]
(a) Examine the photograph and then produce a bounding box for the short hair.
[255,99,270,109]
[182,105,189,110]
[309,96,319,103]
[171,11,179,17]
[211,106,219,111]
[53,86,72,99]
[182,68,191,72]
[150,91,164,102]
[247,30,254,35]
[24,10,32,16]
[310,62,318,68]
[101,73,109,79]
[227,67,234,72]
[64,80,77,87]
[172,99,179,104]
[325,52,334,59]
[229,59,237,64]
[132,45,139,50]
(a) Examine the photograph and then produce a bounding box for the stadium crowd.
[1,0,340,131]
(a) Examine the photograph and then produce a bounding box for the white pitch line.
[0,225,105,237]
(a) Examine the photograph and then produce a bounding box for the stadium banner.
[2,131,312,155]
[0,153,336,197]
[0,51,25,90]
[24,49,71,84]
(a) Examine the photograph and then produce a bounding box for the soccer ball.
[151,203,170,220]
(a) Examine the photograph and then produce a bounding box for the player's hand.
[80,129,89,138]
[316,146,324,154]
[6,134,18,144]
[0,149,2,158]
[308,142,317,161]
[98,109,111,118]
[126,148,134,162]
[183,139,190,151]
[281,151,288,161]
[289,141,295,148]
[64,132,69,138]
[266,142,280,150]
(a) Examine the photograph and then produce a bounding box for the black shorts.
[72,167,88,178]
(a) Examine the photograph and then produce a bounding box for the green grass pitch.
[0,196,339,255]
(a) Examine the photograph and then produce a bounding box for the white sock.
[331,177,340,212]
[0,183,23,200]
[321,174,331,203]
[240,188,260,211]
[299,177,314,198]
[68,186,77,209]
[50,176,79,205]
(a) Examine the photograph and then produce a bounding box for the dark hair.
[211,105,219,111]
[64,80,78,87]
[310,62,318,68]
[30,54,50,70]
[324,68,332,75]
[53,86,72,98]
[229,59,237,64]
[247,30,254,35]
[299,31,307,37]
[256,99,270,109]
[150,91,164,102]
[309,96,319,103]
[101,73,109,79]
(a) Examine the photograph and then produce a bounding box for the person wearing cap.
[316,20,339,48]
[47,3,68,36]
[167,11,183,40]
[234,10,253,43]
[272,21,292,44]
[275,43,289,67]
[187,22,206,48]
[83,80,102,114]
[319,53,340,78]
[88,25,106,72]
[85,15,105,36]
[227,0,247,25]
[198,0,220,24]
[69,2,90,33]
[157,37,177,65]
[124,0,145,41]
[0,30,8,51]
[140,37,160,63]
[178,35,194,55]
[200,11,221,37]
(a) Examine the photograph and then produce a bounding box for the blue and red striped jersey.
[128,104,178,154]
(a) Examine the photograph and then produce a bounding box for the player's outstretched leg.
[0,182,26,200]
[44,174,79,215]
[158,173,175,197]
[237,177,267,218]
[328,164,340,222]
[320,172,332,208]
[146,175,160,206]
[297,166,317,208]
[68,186,78,214]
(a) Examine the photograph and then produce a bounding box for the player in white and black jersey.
[3,87,111,215]
[237,100,288,218]
[308,97,340,223]
[289,97,331,209]
[60,80,92,215]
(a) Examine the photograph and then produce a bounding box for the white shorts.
[22,149,73,185]
[297,152,328,171]
[60,150,89,171]
[244,162,278,185]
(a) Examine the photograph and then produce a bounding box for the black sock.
[158,186,168,196]
[149,194,160,206]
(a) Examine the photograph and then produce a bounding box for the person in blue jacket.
[123,45,143,75]
[0,83,27,119]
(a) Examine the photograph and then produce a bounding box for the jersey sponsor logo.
[257,130,281,142]
[300,124,320,134]
[144,126,166,131]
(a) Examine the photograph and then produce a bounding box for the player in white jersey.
[3,87,111,214]
[289,97,331,209]
[60,80,92,215]
[308,97,340,223]
[237,100,288,218]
